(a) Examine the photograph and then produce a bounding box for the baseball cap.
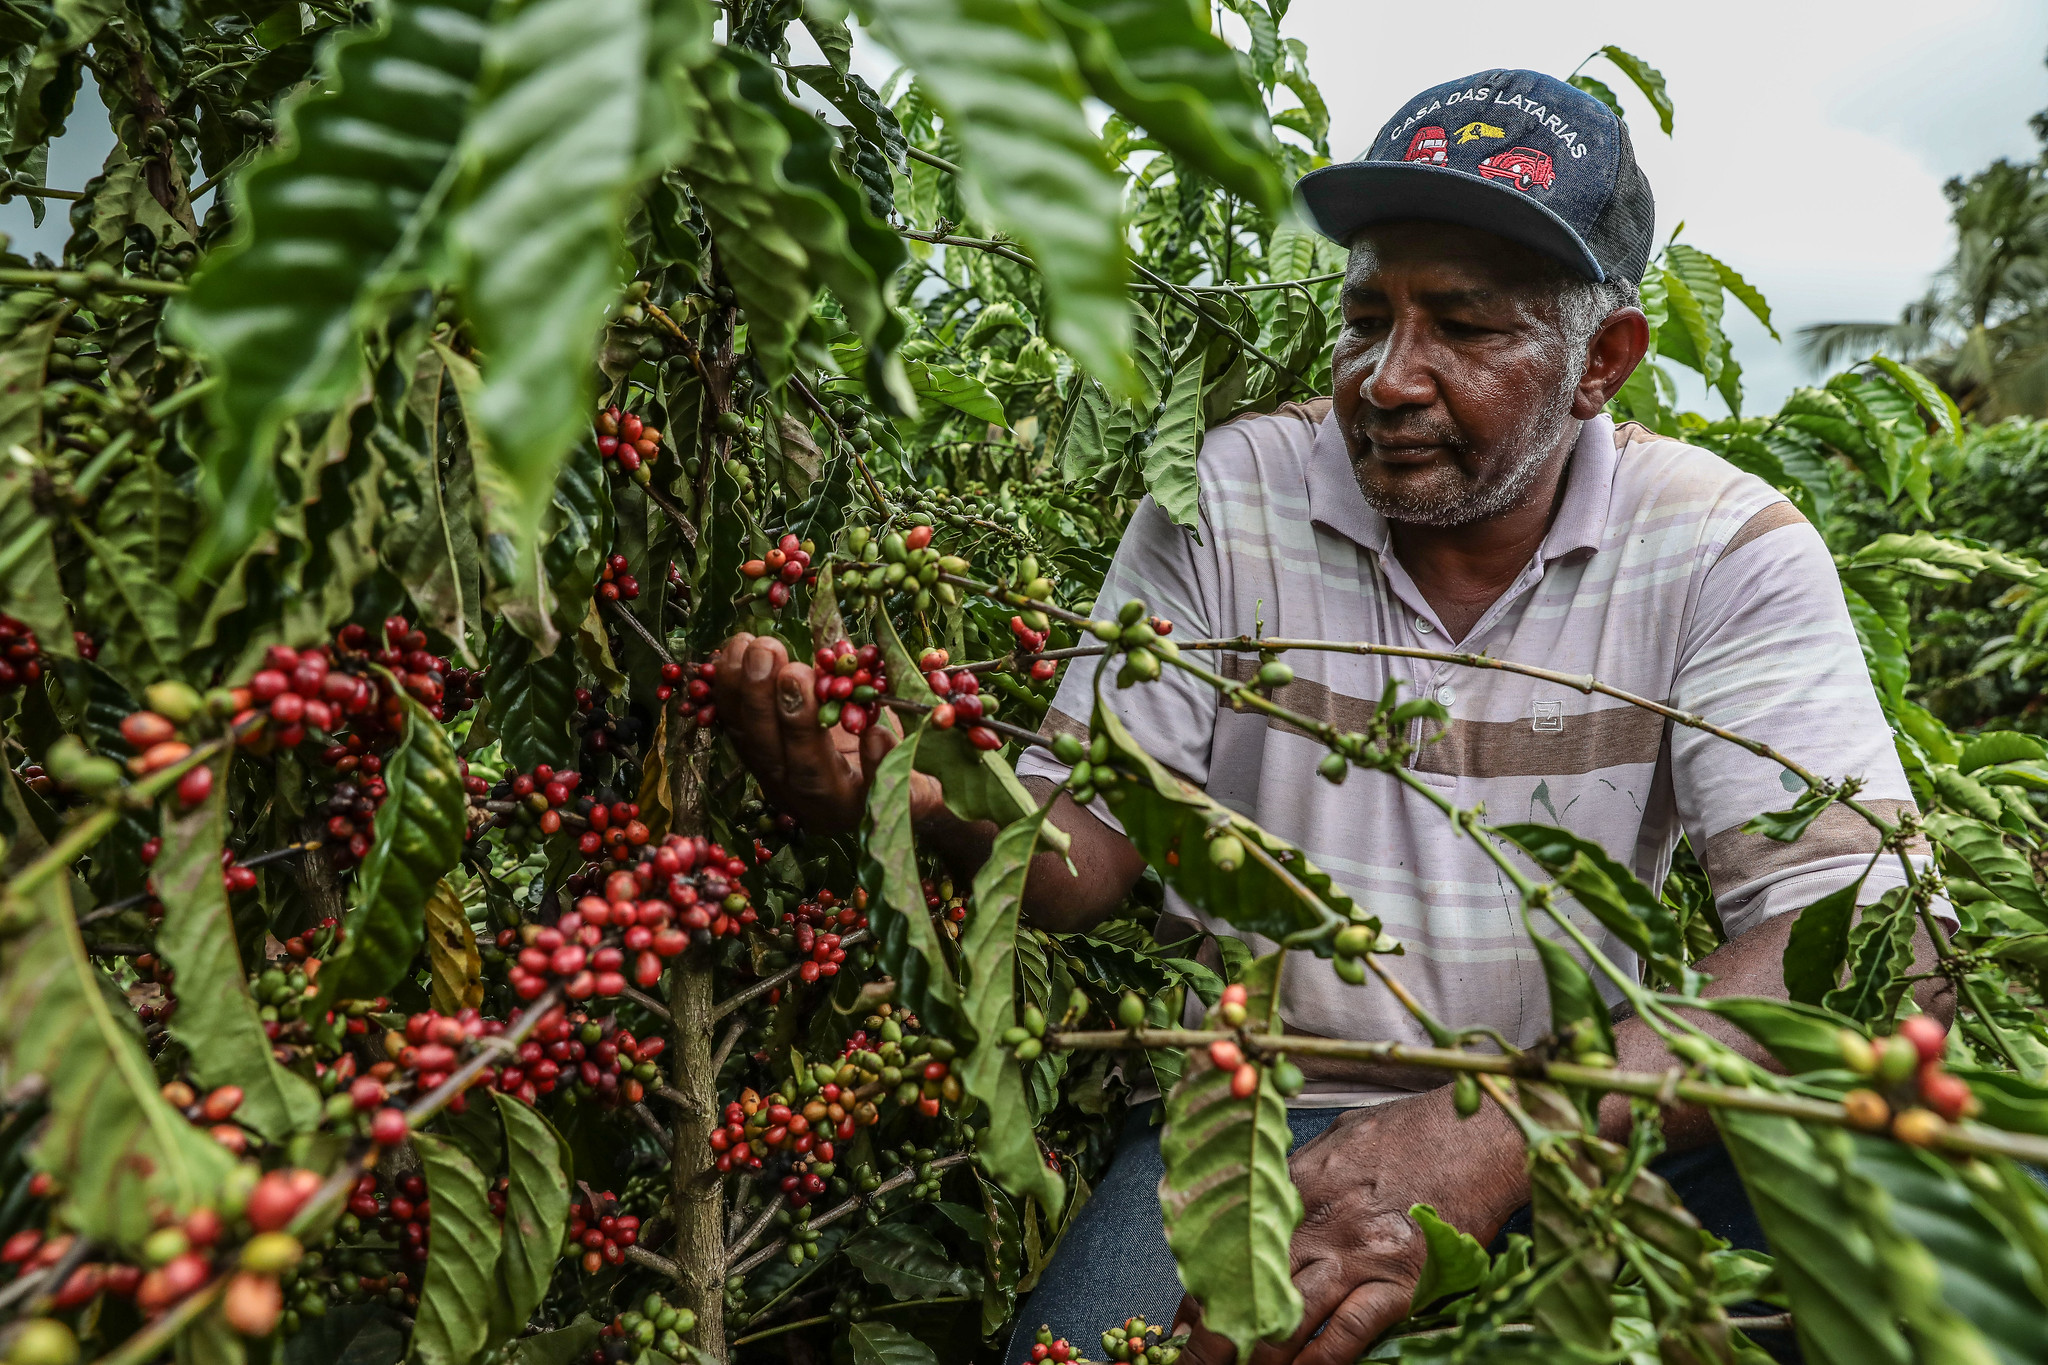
[1295,70,1655,285]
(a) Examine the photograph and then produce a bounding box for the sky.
[8,0,2044,415]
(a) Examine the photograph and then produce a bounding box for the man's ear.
[1572,308,1651,419]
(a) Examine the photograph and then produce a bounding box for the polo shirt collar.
[1306,410,1619,563]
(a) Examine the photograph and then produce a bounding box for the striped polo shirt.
[1017,403,1924,1104]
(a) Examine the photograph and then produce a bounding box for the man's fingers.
[773,661,863,827]
[1293,1281,1416,1365]
[859,722,900,791]
[727,636,792,789]
[1243,1257,1359,1365]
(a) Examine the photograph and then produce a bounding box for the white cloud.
[1280,0,2048,410]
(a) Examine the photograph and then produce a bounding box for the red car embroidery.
[1402,126,1449,165]
[1476,146,1555,191]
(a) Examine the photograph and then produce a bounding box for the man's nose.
[1360,318,1437,411]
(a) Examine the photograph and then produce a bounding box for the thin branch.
[905,145,962,176]
[710,927,870,1021]
[604,597,674,666]
[1046,1028,2048,1165]
[727,1151,974,1277]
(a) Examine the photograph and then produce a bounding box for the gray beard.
[1355,386,1581,530]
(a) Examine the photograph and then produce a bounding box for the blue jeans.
[1006,1104,1795,1363]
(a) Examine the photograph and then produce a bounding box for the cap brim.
[1296,161,1605,282]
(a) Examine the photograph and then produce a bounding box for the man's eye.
[1345,315,1387,333]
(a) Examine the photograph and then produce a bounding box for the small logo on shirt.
[1532,700,1563,732]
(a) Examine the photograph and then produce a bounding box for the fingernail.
[745,650,775,683]
[777,677,805,716]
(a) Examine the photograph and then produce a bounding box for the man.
[714,70,1949,1365]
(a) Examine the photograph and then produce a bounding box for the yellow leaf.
[637,709,672,840]
[425,878,483,1013]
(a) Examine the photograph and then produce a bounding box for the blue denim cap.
[1295,69,1655,285]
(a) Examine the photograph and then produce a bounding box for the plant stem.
[1047,1027,2048,1165]
[0,181,84,201]
[668,948,726,1358]
[710,927,870,1021]
[0,267,185,296]
[728,1294,977,1347]
[726,1152,973,1277]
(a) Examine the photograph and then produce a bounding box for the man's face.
[1331,222,1591,528]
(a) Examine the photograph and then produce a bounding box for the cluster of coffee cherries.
[596,553,642,602]
[740,532,818,610]
[808,638,890,736]
[561,1012,666,1109]
[134,834,266,901]
[318,775,388,867]
[1838,1015,1980,1143]
[0,615,42,690]
[775,890,864,984]
[567,1190,641,1273]
[1023,1328,1085,1365]
[347,1171,433,1266]
[115,688,217,807]
[500,835,757,1000]
[921,876,970,931]
[3,1226,140,1316]
[595,406,662,474]
[708,1086,844,1175]
[920,658,1006,752]
[331,615,480,723]
[473,764,589,841]
[160,1079,258,1156]
[659,659,718,725]
[595,1293,698,1365]
[1099,1318,1187,1365]
[1006,615,1060,683]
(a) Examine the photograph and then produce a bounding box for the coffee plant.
[1,3,2047,1363]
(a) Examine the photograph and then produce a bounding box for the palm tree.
[1802,144,2048,419]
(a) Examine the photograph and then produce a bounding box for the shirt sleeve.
[1667,503,1937,938]
[1016,490,1222,806]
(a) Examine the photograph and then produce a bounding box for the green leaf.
[72,516,184,689]
[956,802,1065,1216]
[1525,1139,1616,1347]
[173,0,493,580]
[834,339,1004,425]
[447,0,669,608]
[843,1223,981,1299]
[847,1322,940,1365]
[1822,887,1914,1024]
[154,751,323,1143]
[506,1319,603,1365]
[1718,1111,1910,1365]
[488,1093,572,1347]
[1095,698,1360,947]
[1959,731,2047,774]
[860,719,959,1028]
[1596,46,1672,135]
[1868,354,1961,438]
[1142,337,1204,529]
[0,460,76,662]
[1407,1203,1489,1313]
[1780,875,1864,1006]
[1740,782,1840,844]
[0,291,62,452]
[483,625,580,771]
[316,691,469,1008]
[1927,812,2048,926]
[1497,823,1697,993]
[859,0,1136,393]
[0,875,236,1251]
[1693,996,1863,1075]
[1567,73,1621,120]
[1042,0,1282,212]
[1528,931,1613,1060]
[380,351,483,663]
[1158,1034,1303,1359]
[1842,1134,2026,1365]
[408,1133,505,1365]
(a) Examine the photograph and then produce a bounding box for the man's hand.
[1173,1088,1526,1365]
[710,633,943,836]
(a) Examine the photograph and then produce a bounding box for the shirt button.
[1414,618,1434,635]
[1436,685,1456,707]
